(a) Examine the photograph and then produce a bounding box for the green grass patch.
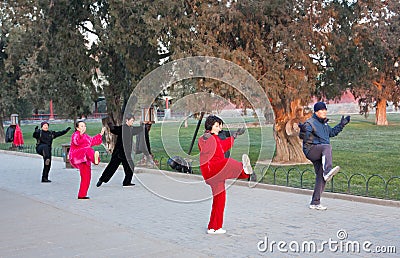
[2,113,400,200]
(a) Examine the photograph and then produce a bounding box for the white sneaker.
[242,154,253,175]
[323,166,340,182]
[207,228,226,234]
[309,204,327,210]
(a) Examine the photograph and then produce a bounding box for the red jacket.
[13,124,24,146]
[69,131,102,168]
[198,133,239,180]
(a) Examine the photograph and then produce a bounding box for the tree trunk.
[272,99,311,164]
[0,117,5,143]
[101,91,124,154]
[102,116,118,154]
[375,98,388,125]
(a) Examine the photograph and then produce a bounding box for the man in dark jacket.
[33,121,71,182]
[96,114,143,187]
[299,102,350,210]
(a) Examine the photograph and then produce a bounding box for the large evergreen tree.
[321,0,400,125]
[90,0,168,124]
[3,0,398,162]
[161,0,330,163]
[3,1,98,122]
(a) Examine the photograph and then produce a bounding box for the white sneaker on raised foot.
[207,228,226,234]
[323,166,340,182]
[309,204,327,210]
[242,154,253,175]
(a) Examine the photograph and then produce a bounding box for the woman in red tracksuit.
[69,121,105,199]
[198,115,253,235]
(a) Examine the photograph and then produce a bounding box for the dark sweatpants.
[99,155,134,186]
[36,144,52,181]
[305,144,333,205]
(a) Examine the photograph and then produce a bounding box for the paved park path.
[0,150,399,257]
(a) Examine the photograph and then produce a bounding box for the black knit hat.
[314,102,327,112]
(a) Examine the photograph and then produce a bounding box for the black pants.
[36,144,52,180]
[99,154,134,185]
[305,144,333,205]
[144,127,152,155]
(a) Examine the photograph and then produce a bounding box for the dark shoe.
[41,179,52,183]
[96,180,103,187]
[123,183,135,187]
[249,173,257,182]
[78,196,90,199]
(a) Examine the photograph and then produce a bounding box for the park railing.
[1,144,399,201]
[0,143,112,164]
[154,155,400,201]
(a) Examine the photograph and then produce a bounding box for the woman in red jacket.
[69,121,105,199]
[198,115,253,234]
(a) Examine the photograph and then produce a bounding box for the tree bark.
[0,117,5,143]
[372,78,388,126]
[272,99,311,164]
[375,98,388,126]
[102,116,117,154]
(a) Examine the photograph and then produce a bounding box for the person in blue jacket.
[299,102,350,210]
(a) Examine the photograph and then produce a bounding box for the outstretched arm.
[53,127,71,138]
[220,137,234,152]
[131,125,144,135]
[91,128,105,146]
[109,124,122,135]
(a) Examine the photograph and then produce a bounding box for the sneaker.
[123,183,135,187]
[94,151,100,165]
[96,180,103,187]
[207,228,226,234]
[242,154,253,175]
[214,228,226,234]
[78,196,90,199]
[41,179,52,183]
[309,204,327,210]
[323,166,340,182]
[207,229,215,234]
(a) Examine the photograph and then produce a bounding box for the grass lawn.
[2,113,400,200]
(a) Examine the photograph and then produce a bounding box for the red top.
[69,131,102,167]
[198,134,235,180]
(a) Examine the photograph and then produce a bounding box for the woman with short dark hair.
[198,115,253,234]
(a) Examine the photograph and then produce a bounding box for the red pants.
[74,149,98,198]
[76,163,91,198]
[206,168,248,230]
